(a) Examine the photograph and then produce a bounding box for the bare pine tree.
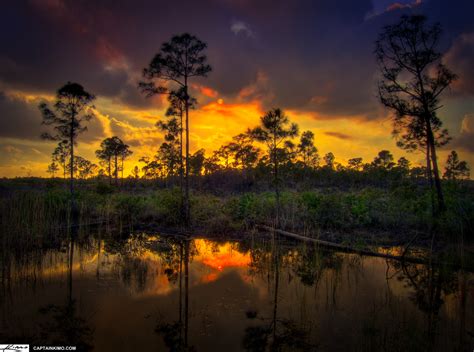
[249,108,298,227]
[139,34,211,226]
[375,15,457,213]
[40,82,95,219]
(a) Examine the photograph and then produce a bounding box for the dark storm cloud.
[452,134,474,153]
[451,114,474,153]
[1,0,474,123]
[0,1,149,107]
[0,91,43,139]
[444,33,474,96]
[0,91,106,144]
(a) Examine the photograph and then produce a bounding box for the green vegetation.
[1,179,472,252]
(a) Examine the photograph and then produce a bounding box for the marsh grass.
[0,183,472,260]
[0,190,68,249]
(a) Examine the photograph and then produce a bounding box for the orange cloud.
[191,83,219,98]
[386,0,422,11]
[237,71,273,104]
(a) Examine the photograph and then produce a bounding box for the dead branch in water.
[257,225,473,271]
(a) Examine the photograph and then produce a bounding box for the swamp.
[1,2,474,351]
[2,231,473,351]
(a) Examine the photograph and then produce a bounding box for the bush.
[113,194,147,230]
[96,182,114,195]
[150,188,183,226]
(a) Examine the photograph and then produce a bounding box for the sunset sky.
[0,0,473,177]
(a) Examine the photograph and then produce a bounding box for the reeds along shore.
[1,177,472,253]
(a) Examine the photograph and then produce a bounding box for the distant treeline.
[46,143,470,192]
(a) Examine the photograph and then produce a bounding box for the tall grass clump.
[0,190,70,250]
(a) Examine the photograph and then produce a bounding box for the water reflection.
[242,232,316,351]
[0,233,473,351]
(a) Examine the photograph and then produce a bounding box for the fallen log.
[257,225,471,270]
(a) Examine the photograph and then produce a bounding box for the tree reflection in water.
[155,238,195,351]
[38,233,93,351]
[242,233,317,351]
[386,258,464,351]
[1,232,472,351]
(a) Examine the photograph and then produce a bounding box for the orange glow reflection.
[193,239,251,271]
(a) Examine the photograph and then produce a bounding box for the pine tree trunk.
[184,83,190,227]
[114,154,118,186]
[426,143,435,216]
[70,132,74,197]
[108,158,112,185]
[417,66,446,214]
[429,136,445,213]
[273,145,280,228]
[69,113,76,225]
[121,156,124,186]
[180,110,184,218]
[426,118,446,213]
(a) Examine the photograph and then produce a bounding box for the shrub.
[96,182,114,195]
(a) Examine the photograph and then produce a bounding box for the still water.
[1,234,473,351]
